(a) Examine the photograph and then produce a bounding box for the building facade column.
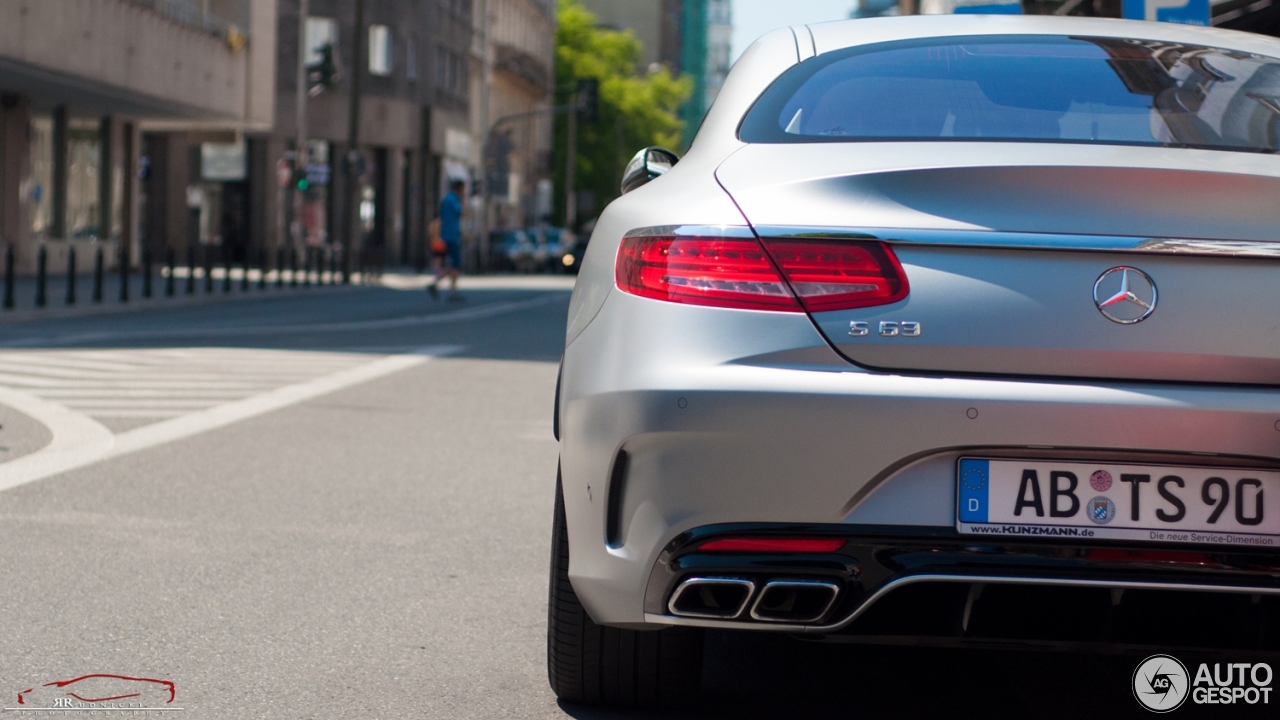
[0,94,31,259]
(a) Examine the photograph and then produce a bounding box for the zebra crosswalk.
[0,348,379,431]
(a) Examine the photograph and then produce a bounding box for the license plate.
[957,458,1280,547]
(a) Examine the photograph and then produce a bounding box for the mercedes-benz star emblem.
[1093,266,1157,324]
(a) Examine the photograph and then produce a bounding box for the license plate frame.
[956,457,1280,548]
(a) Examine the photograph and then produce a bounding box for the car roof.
[802,15,1280,57]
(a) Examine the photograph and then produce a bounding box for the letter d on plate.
[958,459,990,523]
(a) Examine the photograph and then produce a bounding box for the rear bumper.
[559,290,1280,629]
[641,524,1280,646]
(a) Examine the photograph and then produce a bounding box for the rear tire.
[547,468,703,708]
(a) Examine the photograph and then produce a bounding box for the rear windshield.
[738,35,1280,153]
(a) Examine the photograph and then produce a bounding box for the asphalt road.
[0,276,1273,719]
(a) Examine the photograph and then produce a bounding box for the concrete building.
[0,0,277,274]
[470,0,556,239]
[258,0,477,271]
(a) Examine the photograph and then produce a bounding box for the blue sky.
[731,0,859,61]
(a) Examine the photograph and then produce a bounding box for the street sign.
[1122,0,1209,25]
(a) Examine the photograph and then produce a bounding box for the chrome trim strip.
[647,573,1280,634]
[752,226,1280,258]
[624,225,756,239]
[667,577,757,619]
[748,579,841,623]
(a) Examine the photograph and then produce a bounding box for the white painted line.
[0,387,115,494]
[107,349,441,458]
[0,345,458,493]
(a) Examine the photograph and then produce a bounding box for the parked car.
[490,227,576,273]
[549,15,1280,710]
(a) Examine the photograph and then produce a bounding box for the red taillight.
[762,239,909,312]
[696,537,847,553]
[615,234,907,312]
[615,236,801,311]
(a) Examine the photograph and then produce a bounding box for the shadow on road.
[0,285,572,363]
[557,630,1278,719]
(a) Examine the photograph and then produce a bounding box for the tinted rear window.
[739,35,1280,153]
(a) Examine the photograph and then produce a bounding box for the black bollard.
[276,248,285,289]
[92,246,104,303]
[66,246,76,305]
[142,247,152,299]
[3,244,13,310]
[203,247,214,293]
[258,248,267,291]
[185,246,196,295]
[222,247,232,293]
[241,253,250,292]
[34,245,46,308]
[289,248,298,288]
[303,248,312,288]
[166,248,175,297]
[119,243,129,303]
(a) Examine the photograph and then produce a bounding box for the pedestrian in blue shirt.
[428,179,465,301]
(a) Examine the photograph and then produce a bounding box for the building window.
[407,34,418,81]
[67,119,102,240]
[305,16,338,65]
[28,116,53,241]
[368,24,393,76]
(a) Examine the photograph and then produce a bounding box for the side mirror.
[620,147,679,195]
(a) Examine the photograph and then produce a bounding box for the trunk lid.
[717,143,1280,384]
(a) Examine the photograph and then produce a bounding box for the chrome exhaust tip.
[749,579,841,623]
[668,577,756,619]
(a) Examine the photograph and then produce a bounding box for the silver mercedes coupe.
[548,14,1280,708]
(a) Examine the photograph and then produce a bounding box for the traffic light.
[576,78,599,124]
[306,43,339,96]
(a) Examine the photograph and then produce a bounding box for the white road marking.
[0,345,459,493]
[0,386,115,494]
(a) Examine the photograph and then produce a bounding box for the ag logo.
[1134,654,1189,712]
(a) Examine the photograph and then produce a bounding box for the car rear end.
[551,15,1280,709]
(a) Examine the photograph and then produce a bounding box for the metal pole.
[242,253,250,291]
[2,244,13,310]
[222,247,232,293]
[35,245,46,307]
[342,0,364,284]
[66,246,76,305]
[142,247,152,298]
[565,94,578,232]
[478,0,492,272]
[119,242,129,302]
[166,248,176,297]
[259,248,267,290]
[204,246,213,293]
[277,248,285,288]
[93,246,104,303]
[296,0,310,260]
[186,246,196,295]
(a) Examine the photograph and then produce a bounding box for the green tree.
[552,0,691,229]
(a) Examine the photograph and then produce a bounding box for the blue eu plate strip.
[958,458,990,523]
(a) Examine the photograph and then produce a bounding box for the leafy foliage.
[552,0,692,228]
